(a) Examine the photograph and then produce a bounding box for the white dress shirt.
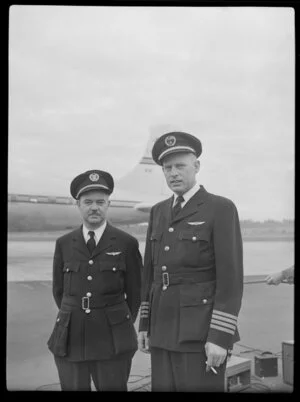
[172,183,200,207]
[82,221,107,246]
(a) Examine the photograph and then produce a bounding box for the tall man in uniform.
[138,132,244,392]
[47,170,142,391]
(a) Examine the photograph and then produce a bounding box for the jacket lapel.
[163,196,174,225]
[171,185,208,224]
[72,226,90,258]
[92,223,117,258]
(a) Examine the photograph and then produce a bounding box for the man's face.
[77,190,110,229]
[162,152,200,195]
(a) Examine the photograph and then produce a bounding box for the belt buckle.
[82,296,90,310]
[162,272,169,290]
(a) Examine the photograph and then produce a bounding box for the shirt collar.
[82,221,107,245]
[173,183,200,207]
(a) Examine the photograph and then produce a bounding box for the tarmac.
[6,233,294,392]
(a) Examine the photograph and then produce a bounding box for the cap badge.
[89,173,99,182]
[165,135,176,147]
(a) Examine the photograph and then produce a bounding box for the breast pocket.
[62,262,80,295]
[178,229,211,265]
[179,281,215,343]
[150,232,162,265]
[96,260,126,293]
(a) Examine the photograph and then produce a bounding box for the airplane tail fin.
[116,125,178,196]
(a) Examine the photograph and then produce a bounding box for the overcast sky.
[8,6,294,221]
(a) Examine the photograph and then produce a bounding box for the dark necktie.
[87,231,96,254]
[172,195,184,218]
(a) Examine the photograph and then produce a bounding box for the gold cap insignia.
[165,135,176,147]
[89,173,99,182]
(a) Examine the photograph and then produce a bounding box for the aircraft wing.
[134,202,153,213]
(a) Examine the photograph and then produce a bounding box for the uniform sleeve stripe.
[141,302,149,306]
[212,309,238,321]
[140,314,149,318]
[211,319,236,331]
[212,313,237,325]
[210,324,235,335]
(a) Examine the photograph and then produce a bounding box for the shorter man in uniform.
[138,132,244,392]
[47,170,142,391]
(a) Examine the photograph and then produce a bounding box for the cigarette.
[210,366,218,375]
[206,361,218,375]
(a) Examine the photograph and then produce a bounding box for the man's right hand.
[265,271,284,285]
[138,331,150,353]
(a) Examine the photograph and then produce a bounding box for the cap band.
[158,146,196,161]
[76,184,109,199]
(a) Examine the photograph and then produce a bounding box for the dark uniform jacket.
[138,185,243,352]
[48,223,142,361]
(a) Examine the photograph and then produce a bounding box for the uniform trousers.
[151,347,227,392]
[54,352,133,391]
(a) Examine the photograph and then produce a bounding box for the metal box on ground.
[254,352,278,378]
[282,340,294,386]
[225,355,251,392]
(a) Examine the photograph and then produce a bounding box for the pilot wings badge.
[106,251,122,256]
[187,221,205,225]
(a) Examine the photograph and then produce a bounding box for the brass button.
[203,299,208,304]
[168,227,174,232]
[192,236,197,241]
[164,246,170,251]
[162,266,167,271]
[89,260,94,265]
[162,285,167,291]
[56,318,60,322]
[85,309,91,314]
[126,314,130,319]
[87,275,93,281]
[86,292,92,297]
[66,268,70,272]
[112,267,117,272]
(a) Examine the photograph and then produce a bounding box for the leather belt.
[61,293,125,311]
[154,270,216,290]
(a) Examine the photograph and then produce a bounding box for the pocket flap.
[150,232,162,241]
[180,282,215,307]
[63,262,80,272]
[56,310,71,327]
[98,261,126,272]
[179,230,209,241]
[106,305,131,325]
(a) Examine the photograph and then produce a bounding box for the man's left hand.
[205,342,227,372]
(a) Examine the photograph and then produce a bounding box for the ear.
[195,159,200,173]
[107,200,111,207]
[76,199,80,207]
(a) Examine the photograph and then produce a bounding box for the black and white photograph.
[7,5,294,392]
